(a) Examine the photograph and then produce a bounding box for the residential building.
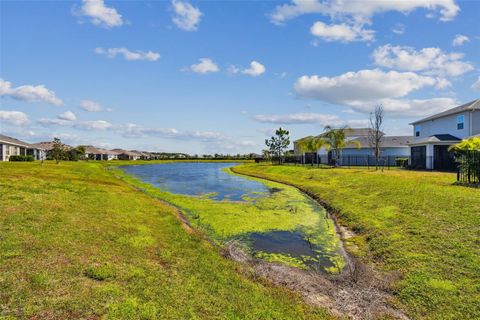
[112,149,142,161]
[294,128,412,166]
[0,134,46,161]
[409,99,480,170]
[83,146,119,160]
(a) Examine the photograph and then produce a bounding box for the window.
[457,115,465,130]
[415,125,422,137]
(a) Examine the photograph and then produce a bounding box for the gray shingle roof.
[0,134,41,148]
[409,134,461,144]
[410,99,480,125]
[345,136,413,148]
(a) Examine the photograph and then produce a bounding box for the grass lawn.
[0,161,331,319]
[233,164,480,320]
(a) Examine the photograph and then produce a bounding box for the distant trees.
[265,128,290,165]
[368,105,385,170]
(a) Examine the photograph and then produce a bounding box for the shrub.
[9,155,34,162]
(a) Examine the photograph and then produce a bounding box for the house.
[83,146,119,160]
[409,99,480,170]
[0,134,46,161]
[294,128,412,166]
[112,149,142,160]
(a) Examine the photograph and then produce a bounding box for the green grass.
[112,165,344,272]
[0,161,332,319]
[233,164,480,320]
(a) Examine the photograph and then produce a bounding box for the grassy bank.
[233,164,480,320]
[0,161,331,319]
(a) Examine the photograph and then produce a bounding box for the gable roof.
[0,134,32,148]
[294,128,383,143]
[345,136,413,149]
[30,141,71,151]
[409,134,461,145]
[410,99,480,125]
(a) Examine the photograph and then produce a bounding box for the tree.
[368,105,385,170]
[51,137,66,164]
[297,136,325,166]
[322,126,359,167]
[265,127,290,165]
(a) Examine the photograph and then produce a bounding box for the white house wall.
[414,112,471,140]
[341,147,410,157]
[472,111,480,136]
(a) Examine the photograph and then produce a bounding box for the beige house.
[0,134,46,161]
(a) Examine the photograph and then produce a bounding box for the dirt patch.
[225,241,408,320]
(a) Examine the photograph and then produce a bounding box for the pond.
[120,162,345,272]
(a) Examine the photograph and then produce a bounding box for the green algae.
[115,165,345,272]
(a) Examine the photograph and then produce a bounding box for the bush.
[395,158,409,168]
[9,155,34,162]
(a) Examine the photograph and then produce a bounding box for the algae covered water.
[120,163,345,272]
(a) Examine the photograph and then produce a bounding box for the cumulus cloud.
[452,34,469,46]
[472,77,480,91]
[229,61,266,76]
[372,45,474,77]
[0,110,30,125]
[0,79,63,106]
[310,21,374,42]
[77,0,123,28]
[38,117,112,130]
[171,0,202,31]
[189,58,220,74]
[270,0,459,24]
[79,100,103,112]
[294,69,438,104]
[292,69,457,117]
[58,111,77,121]
[95,47,160,61]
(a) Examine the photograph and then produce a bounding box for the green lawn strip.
[232,164,480,320]
[0,161,332,319]
[111,165,344,272]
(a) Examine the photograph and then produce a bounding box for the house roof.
[31,141,71,151]
[410,99,480,125]
[0,134,32,148]
[345,136,413,149]
[294,128,382,143]
[409,134,461,145]
[112,149,142,157]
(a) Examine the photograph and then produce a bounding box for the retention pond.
[120,162,345,272]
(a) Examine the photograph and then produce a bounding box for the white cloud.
[270,0,459,24]
[472,77,480,91]
[0,111,30,125]
[452,34,469,46]
[58,111,77,121]
[0,79,63,106]
[171,0,202,31]
[294,69,438,104]
[38,117,112,130]
[292,69,458,117]
[372,44,474,77]
[79,100,103,112]
[230,61,266,76]
[95,47,160,61]
[189,58,219,74]
[392,23,405,35]
[80,120,112,130]
[310,21,374,42]
[78,0,123,28]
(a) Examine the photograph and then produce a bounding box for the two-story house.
[409,99,480,170]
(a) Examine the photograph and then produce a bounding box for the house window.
[415,125,422,137]
[457,115,465,130]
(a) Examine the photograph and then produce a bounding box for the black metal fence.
[271,154,411,169]
[456,151,480,184]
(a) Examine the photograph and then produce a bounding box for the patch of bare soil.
[225,241,408,320]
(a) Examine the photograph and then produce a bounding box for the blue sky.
[1,0,479,154]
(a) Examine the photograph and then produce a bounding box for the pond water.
[120,162,344,272]
[121,162,269,201]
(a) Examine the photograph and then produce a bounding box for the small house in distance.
[409,99,480,170]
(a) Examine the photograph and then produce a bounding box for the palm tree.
[322,126,360,167]
[297,136,325,166]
